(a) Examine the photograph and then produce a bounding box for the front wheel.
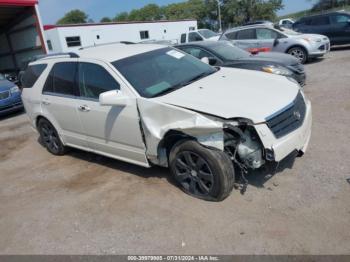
[287,46,308,64]
[169,140,235,201]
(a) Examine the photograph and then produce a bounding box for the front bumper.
[255,99,312,162]
[0,93,23,116]
[308,40,331,57]
[292,72,306,86]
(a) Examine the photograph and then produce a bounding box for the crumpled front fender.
[137,98,224,166]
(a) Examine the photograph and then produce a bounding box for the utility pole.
[216,0,222,32]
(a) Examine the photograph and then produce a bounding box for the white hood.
[207,35,220,41]
[152,67,300,123]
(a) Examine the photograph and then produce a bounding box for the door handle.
[42,99,50,105]
[78,105,90,112]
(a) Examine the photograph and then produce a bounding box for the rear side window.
[236,29,256,40]
[78,62,120,99]
[225,31,237,40]
[296,18,312,26]
[43,62,78,96]
[311,16,330,25]
[22,64,47,88]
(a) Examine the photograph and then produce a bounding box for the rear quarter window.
[22,64,47,88]
[225,31,237,40]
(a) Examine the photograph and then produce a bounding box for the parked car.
[220,24,330,63]
[0,73,23,116]
[176,41,306,86]
[22,43,312,201]
[243,20,274,26]
[293,11,350,45]
[179,29,220,44]
[279,18,295,29]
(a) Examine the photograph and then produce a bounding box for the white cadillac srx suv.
[21,43,312,201]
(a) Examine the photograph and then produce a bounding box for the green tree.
[113,12,129,22]
[222,0,283,26]
[126,4,163,21]
[56,9,88,25]
[100,17,112,23]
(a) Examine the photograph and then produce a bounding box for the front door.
[255,28,278,52]
[75,60,149,166]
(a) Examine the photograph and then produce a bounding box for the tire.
[37,118,67,155]
[287,46,308,64]
[169,140,235,201]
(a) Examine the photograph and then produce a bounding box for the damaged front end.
[137,98,268,193]
[223,122,265,170]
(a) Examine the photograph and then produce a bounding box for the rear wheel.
[38,118,67,155]
[287,46,308,64]
[169,140,235,201]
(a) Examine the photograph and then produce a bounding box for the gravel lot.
[0,48,350,255]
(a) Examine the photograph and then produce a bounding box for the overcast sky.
[38,0,314,25]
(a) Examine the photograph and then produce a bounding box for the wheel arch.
[35,115,66,145]
[156,130,195,166]
[286,44,309,56]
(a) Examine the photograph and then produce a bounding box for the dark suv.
[293,11,350,45]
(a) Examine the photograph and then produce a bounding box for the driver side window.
[78,62,120,100]
[188,32,203,42]
[256,28,278,40]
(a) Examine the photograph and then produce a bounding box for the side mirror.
[273,38,279,47]
[99,90,130,106]
[201,57,217,65]
[201,57,209,64]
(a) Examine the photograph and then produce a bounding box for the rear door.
[75,59,148,166]
[41,61,87,148]
[231,29,259,52]
[330,13,350,45]
[309,15,333,37]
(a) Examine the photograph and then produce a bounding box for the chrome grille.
[0,91,10,100]
[266,92,306,138]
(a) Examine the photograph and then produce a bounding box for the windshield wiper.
[151,85,183,98]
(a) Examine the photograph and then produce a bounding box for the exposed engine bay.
[224,124,265,170]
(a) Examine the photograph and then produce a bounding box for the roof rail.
[32,52,80,62]
[20,52,79,69]
[79,41,135,50]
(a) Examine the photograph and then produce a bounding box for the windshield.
[112,47,216,98]
[210,42,251,60]
[0,74,5,80]
[198,29,218,39]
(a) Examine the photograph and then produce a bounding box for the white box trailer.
[0,0,47,74]
[44,20,198,53]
